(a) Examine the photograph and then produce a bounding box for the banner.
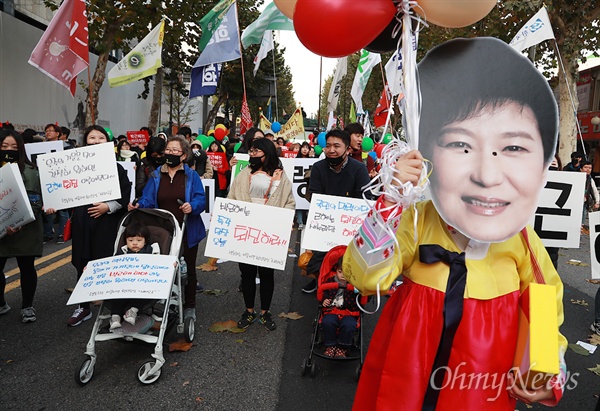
[28,0,89,96]
[301,194,373,252]
[38,143,122,211]
[194,6,241,68]
[240,94,253,135]
[198,0,236,52]
[327,57,348,113]
[590,212,600,279]
[230,154,249,180]
[67,254,178,305]
[0,164,36,239]
[350,50,381,114]
[126,130,150,145]
[259,112,272,131]
[509,6,555,52]
[241,1,294,48]
[254,30,274,76]
[385,49,403,97]
[24,141,63,167]
[374,85,391,128]
[190,63,222,98]
[205,198,294,270]
[108,21,165,88]
[291,158,318,210]
[276,108,304,141]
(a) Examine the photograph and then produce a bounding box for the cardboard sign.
[0,164,35,239]
[204,198,294,270]
[529,171,586,249]
[37,143,122,211]
[206,151,228,173]
[230,153,249,180]
[117,161,136,203]
[291,158,318,210]
[127,130,149,145]
[67,254,178,305]
[589,211,600,279]
[24,141,63,167]
[201,179,215,230]
[301,194,373,252]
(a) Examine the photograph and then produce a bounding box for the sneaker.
[21,307,36,323]
[123,308,138,325]
[196,282,204,293]
[67,307,92,327]
[237,310,257,329]
[324,346,337,357]
[591,322,600,336]
[184,308,196,321]
[0,303,10,315]
[259,311,276,331]
[302,279,317,294]
[110,314,122,330]
[42,236,53,244]
[335,346,347,358]
[56,235,64,245]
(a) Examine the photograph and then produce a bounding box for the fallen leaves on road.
[279,312,303,320]
[235,339,245,343]
[589,334,600,346]
[183,381,190,386]
[568,343,590,356]
[169,339,194,352]
[587,364,600,376]
[198,258,219,271]
[586,279,600,285]
[170,362,178,367]
[208,320,246,333]
[196,397,204,403]
[571,299,589,306]
[5,359,13,364]
[567,260,589,267]
[202,289,228,296]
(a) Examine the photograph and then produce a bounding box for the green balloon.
[314,145,323,156]
[234,142,242,153]
[104,127,114,141]
[383,133,393,144]
[362,137,374,151]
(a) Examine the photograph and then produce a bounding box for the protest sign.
[201,179,215,229]
[589,212,600,279]
[67,254,178,305]
[0,163,35,239]
[529,171,585,248]
[126,130,150,145]
[117,161,136,203]
[301,194,372,252]
[282,150,297,158]
[230,153,249,180]
[205,198,294,270]
[24,141,63,167]
[275,108,304,141]
[37,143,121,211]
[291,158,318,210]
[206,151,228,173]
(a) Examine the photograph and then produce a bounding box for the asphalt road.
[0,229,599,411]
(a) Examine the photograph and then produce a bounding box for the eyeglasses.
[248,148,263,155]
[165,148,183,154]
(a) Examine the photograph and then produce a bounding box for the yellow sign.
[276,108,304,141]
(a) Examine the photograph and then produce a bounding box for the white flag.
[326,111,336,131]
[108,21,165,88]
[385,50,403,97]
[253,30,274,76]
[509,7,555,52]
[350,50,381,114]
[327,57,348,113]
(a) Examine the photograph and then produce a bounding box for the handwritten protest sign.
[205,198,294,270]
[529,171,585,248]
[301,194,373,252]
[230,153,249,180]
[206,151,227,173]
[24,141,63,167]
[589,212,600,279]
[37,143,121,211]
[67,254,178,305]
[117,161,136,203]
[0,164,35,239]
[201,179,215,229]
[291,158,318,210]
[127,130,149,145]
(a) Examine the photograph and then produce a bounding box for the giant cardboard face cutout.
[418,38,558,243]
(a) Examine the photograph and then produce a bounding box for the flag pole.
[271,32,279,122]
[234,2,247,101]
[87,67,95,125]
[317,56,323,130]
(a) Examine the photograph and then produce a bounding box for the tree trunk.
[204,93,227,132]
[148,67,164,135]
[556,53,579,167]
[85,50,111,127]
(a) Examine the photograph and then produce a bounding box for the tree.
[161,83,199,131]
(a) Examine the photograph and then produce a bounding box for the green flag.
[349,102,356,123]
[241,2,294,49]
[199,0,236,52]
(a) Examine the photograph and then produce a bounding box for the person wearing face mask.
[116,139,141,166]
[300,129,371,293]
[0,130,49,323]
[136,137,166,198]
[227,138,295,330]
[189,140,213,180]
[130,136,206,323]
[67,125,132,326]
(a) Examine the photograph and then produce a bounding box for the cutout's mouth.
[461,196,510,216]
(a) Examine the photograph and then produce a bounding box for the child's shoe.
[335,346,347,358]
[110,315,122,330]
[123,307,138,325]
[324,346,337,357]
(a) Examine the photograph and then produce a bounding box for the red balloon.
[214,127,226,141]
[308,133,315,141]
[375,143,385,158]
[294,0,397,58]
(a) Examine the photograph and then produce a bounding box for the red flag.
[28,0,89,97]
[337,116,344,130]
[240,94,253,135]
[373,85,391,128]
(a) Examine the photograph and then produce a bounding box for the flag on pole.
[199,0,236,53]
[108,21,164,88]
[189,63,222,98]
[266,97,273,122]
[509,6,555,52]
[241,1,294,49]
[326,111,336,131]
[384,50,403,97]
[240,94,253,135]
[374,85,391,128]
[253,30,274,76]
[327,57,348,113]
[350,50,381,114]
[194,6,241,68]
[28,0,89,97]
[349,102,356,123]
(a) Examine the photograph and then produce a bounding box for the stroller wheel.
[301,359,309,377]
[310,361,316,378]
[137,360,162,384]
[75,356,95,386]
[355,365,362,381]
[184,316,195,343]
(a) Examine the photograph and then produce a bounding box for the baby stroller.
[75,208,190,386]
[301,245,367,380]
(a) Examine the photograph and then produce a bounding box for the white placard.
[529,171,586,248]
[37,143,121,211]
[288,158,318,210]
[0,163,35,239]
[589,211,600,279]
[204,198,294,270]
[230,153,249,180]
[301,194,373,252]
[67,254,178,305]
[117,161,136,203]
[24,141,63,166]
[201,179,215,229]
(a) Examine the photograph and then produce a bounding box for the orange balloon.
[274,0,298,19]
[414,0,496,28]
[215,124,227,131]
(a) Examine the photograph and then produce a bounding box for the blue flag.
[190,63,222,98]
[194,6,240,68]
